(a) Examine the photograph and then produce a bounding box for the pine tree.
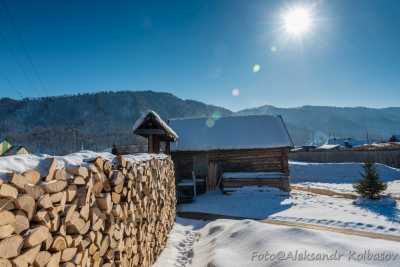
[353,160,387,199]
[389,135,398,142]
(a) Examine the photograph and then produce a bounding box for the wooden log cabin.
[169,115,294,191]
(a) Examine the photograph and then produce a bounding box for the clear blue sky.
[0,0,399,111]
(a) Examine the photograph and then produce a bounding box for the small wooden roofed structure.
[132,110,178,154]
[169,114,294,192]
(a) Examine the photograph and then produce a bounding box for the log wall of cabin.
[172,148,290,178]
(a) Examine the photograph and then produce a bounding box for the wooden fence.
[289,149,400,168]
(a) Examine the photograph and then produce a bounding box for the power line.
[0,27,39,98]
[0,0,48,97]
[0,71,23,98]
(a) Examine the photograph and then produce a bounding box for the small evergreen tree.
[353,160,387,199]
[389,135,398,142]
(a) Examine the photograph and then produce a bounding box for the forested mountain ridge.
[1,91,399,154]
[0,91,231,154]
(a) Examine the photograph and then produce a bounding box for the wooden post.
[148,135,161,153]
[283,149,289,174]
[191,171,197,200]
[148,135,153,153]
[207,162,218,191]
[153,135,160,153]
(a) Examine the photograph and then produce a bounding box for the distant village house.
[327,137,367,148]
[0,139,29,157]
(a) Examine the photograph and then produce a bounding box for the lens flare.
[252,64,261,73]
[211,111,222,120]
[232,88,240,97]
[206,118,215,128]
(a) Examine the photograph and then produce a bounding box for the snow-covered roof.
[170,115,294,151]
[327,138,367,147]
[317,144,342,150]
[132,110,178,141]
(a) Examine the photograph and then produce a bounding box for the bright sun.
[282,6,313,36]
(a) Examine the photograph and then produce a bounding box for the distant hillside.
[1,91,399,154]
[0,91,231,154]
[237,105,400,145]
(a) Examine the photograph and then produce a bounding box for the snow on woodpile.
[0,150,175,266]
[170,114,293,151]
[154,219,400,267]
[290,161,400,183]
[0,150,167,181]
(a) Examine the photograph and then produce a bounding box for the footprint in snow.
[174,230,197,267]
[208,225,224,236]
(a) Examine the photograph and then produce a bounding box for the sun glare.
[282,6,313,36]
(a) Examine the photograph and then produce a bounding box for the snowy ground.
[272,190,400,235]
[168,161,400,266]
[154,219,400,267]
[290,161,400,198]
[297,181,400,198]
[179,187,400,236]
[178,186,291,219]
[179,161,400,237]
[289,161,400,183]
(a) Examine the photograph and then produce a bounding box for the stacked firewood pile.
[0,154,176,267]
